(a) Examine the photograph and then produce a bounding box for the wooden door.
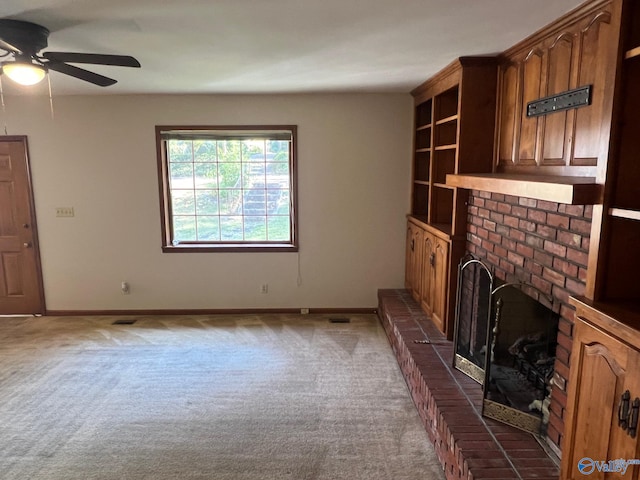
[406,222,423,302]
[430,238,449,332]
[561,320,640,479]
[517,48,545,166]
[0,137,44,314]
[572,7,618,169]
[420,232,435,316]
[541,32,574,167]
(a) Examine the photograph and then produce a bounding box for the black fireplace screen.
[453,257,493,384]
[453,257,560,435]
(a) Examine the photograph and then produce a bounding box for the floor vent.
[329,317,350,323]
[112,319,137,325]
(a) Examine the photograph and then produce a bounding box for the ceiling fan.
[0,18,140,87]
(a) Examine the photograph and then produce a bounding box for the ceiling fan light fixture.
[2,62,47,86]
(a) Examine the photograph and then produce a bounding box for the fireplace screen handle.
[619,390,631,429]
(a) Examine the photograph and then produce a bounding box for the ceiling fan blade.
[42,52,140,68]
[46,62,117,87]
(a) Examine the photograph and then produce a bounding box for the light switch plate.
[55,207,75,217]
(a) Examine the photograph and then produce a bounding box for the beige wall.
[3,93,412,310]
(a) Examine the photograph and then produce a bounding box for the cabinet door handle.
[629,398,640,439]
[430,252,435,266]
[410,239,415,251]
[619,390,631,429]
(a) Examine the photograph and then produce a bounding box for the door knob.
[23,242,32,248]
[23,223,29,228]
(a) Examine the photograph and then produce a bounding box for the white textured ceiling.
[1,0,586,95]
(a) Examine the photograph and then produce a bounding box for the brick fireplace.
[465,190,592,453]
[377,189,593,479]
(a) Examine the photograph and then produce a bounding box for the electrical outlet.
[55,207,74,217]
[121,281,130,295]
[260,284,268,294]
[300,308,310,314]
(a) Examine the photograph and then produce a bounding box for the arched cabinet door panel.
[561,314,640,480]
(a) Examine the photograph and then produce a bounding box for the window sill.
[162,244,298,253]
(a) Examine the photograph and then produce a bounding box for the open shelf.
[432,183,455,190]
[430,186,454,227]
[415,99,433,129]
[446,173,601,204]
[434,144,457,151]
[435,114,458,125]
[434,86,459,121]
[601,216,640,301]
[625,47,640,60]
[434,120,457,147]
[609,208,640,221]
[433,149,455,184]
[415,127,431,150]
[412,183,429,217]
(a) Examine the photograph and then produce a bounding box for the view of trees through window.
[167,137,292,244]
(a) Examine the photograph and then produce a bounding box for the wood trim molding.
[44,307,378,316]
[411,56,498,101]
[500,0,614,60]
[445,172,602,204]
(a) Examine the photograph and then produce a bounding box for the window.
[156,126,297,252]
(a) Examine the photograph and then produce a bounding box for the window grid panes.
[166,136,292,245]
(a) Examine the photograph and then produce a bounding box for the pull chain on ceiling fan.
[0,18,140,87]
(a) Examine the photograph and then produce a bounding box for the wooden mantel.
[446,173,602,205]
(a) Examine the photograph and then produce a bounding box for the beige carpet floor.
[0,314,444,480]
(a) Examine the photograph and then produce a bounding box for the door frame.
[1,135,46,314]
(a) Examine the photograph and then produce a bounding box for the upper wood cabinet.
[496,0,623,177]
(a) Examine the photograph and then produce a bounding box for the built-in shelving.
[597,4,640,304]
[407,57,498,338]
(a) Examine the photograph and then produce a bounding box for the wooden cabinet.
[420,232,449,333]
[405,221,424,302]
[496,0,622,177]
[562,298,640,479]
[405,218,454,334]
[407,57,497,337]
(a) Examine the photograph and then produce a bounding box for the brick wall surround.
[465,190,593,452]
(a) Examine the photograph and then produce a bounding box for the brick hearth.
[378,288,559,480]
